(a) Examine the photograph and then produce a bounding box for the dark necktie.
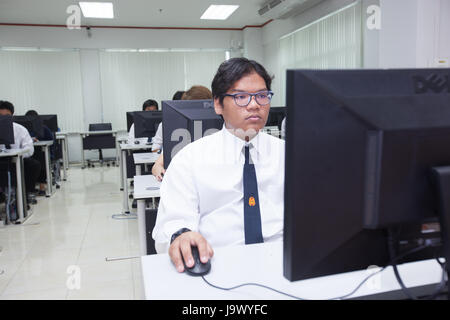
[243,145,264,244]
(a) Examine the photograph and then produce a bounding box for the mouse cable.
[201,270,386,300]
[201,243,439,300]
[201,275,306,300]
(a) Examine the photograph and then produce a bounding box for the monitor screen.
[266,106,286,130]
[40,114,58,132]
[0,115,14,146]
[284,69,450,284]
[13,115,44,139]
[162,99,224,169]
[133,111,162,139]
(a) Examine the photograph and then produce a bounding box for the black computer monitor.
[266,106,286,130]
[126,112,137,131]
[40,114,58,132]
[0,115,15,147]
[284,69,450,288]
[133,111,162,140]
[13,115,44,139]
[162,99,224,169]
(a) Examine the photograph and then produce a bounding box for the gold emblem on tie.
[249,196,256,207]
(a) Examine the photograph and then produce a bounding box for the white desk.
[141,241,444,300]
[0,148,27,222]
[134,174,161,255]
[118,143,153,214]
[133,152,159,176]
[33,140,54,197]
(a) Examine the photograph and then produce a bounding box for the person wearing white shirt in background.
[128,99,159,147]
[152,58,284,273]
[0,101,41,200]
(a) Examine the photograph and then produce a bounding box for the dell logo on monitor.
[413,74,450,94]
[202,101,214,109]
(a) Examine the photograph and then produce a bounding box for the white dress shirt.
[128,124,136,142]
[152,126,285,253]
[151,122,163,151]
[11,122,34,158]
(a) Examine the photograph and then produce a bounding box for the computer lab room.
[0,0,449,303]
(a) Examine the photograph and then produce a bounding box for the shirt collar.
[221,125,263,164]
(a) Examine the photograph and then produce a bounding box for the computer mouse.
[183,246,211,276]
[134,140,140,144]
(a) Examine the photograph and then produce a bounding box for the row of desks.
[0,140,57,223]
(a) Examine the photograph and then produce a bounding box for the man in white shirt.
[0,101,41,196]
[152,58,284,273]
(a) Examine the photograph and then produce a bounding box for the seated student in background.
[152,58,284,273]
[25,110,54,196]
[172,90,185,101]
[128,99,158,142]
[151,85,213,181]
[0,101,41,202]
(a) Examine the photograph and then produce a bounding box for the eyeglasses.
[222,90,274,107]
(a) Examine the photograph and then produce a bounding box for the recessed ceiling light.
[79,2,114,19]
[200,5,239,20]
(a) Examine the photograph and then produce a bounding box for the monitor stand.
[431,166,450,300]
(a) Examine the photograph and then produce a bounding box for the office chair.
[85,123,116,168]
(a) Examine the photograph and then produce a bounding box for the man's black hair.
[0,100,15,114]
[172,91,185,100]
[211,57,272,106]
[25,110,39,117]
[142,99,158,111]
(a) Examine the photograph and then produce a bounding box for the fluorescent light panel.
[201,5,239,20]
[79,2,114,19]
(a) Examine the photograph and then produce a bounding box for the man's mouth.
[246,115,261,120]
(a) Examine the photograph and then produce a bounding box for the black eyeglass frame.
[222,90,274,107]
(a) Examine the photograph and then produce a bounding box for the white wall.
[243,27,264,64]
[378,0,450,68]
[0,26,243,50]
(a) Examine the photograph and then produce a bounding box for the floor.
[0,165,145,300]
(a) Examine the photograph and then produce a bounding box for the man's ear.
[213,97,223,116]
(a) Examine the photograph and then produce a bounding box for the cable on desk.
[387,229,447,300]
[201,275,306,300]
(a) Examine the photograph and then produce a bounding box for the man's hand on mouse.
[168,231,214,273]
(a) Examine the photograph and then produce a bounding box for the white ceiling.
[0,0,272,29]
